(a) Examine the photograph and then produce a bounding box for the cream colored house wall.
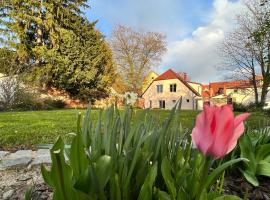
[227,87,270,106]
[142,79,198,110]
[188,82,202,95]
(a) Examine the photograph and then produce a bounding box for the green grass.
[0,109,269,150]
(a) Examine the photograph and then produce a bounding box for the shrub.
[10,88,42,111]
[233,102,248,112]
[42,99,66,110]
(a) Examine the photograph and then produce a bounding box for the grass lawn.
[0,108,269,151]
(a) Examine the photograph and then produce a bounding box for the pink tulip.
[191,105,250,158]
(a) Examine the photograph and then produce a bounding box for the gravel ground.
[0,166,52,200]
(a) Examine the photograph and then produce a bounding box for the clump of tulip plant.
[40,105,249,200]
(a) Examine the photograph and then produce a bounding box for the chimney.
[183,73,187,81]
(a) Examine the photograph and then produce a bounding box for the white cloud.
[161,0,245,83]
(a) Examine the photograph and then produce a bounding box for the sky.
[86,0,245,83]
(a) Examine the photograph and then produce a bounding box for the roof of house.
[154,69,179,81]
[142,69,200,96]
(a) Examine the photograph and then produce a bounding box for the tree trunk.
[260,78,269,106]
[251,62,259,107]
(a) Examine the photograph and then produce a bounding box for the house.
[198,76,270,108]
[142,69,200,110]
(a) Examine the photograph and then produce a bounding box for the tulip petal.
[234,113,250,127]
[210,105,234,158]
[226,113,250,154]
[191,111,214,155]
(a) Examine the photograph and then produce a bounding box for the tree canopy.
[0,0,115,100]
[111,25,166,94]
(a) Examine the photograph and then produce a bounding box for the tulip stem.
[196,156,212,200]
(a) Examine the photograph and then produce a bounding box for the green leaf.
[24,187,33,200]
[95,155,112,189]
[161,157,177,199]
[205,158,249,190]
[157,190,172,200]
[69,134,88,177]
[255,144,270,161]
[239,134,256,172]
[138,163,158,200]
[42,137,75,200]
[241,169,259,187]
[213,195,242,200]
[256,162,270,177]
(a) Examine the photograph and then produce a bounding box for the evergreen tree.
[0,0,115,100]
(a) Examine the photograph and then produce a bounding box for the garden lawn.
[0,109,269,150]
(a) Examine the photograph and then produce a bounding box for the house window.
[217,87,224,94]
[186,99,190,103]
[149,100,152,108]
[157,85,163,93]
[172,100,176,103]
[170,84,177,92]
[234,89,238,93]
[159,100,165,109]
[227,97,233,105]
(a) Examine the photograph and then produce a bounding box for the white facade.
[142,78,199,110]
[227,87,270,108]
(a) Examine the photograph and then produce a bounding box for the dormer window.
[170,84,177,92]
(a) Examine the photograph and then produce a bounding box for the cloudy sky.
[86,0,245,83]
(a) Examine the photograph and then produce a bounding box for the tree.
[0,0,115,100]
[219,0,270,107]
[111,25,166,93]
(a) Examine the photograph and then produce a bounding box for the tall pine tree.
[0,0,115,100]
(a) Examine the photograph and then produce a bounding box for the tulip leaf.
[241,169,259,187]
[41,137,75,200]
[161,157,177,199]
[255,144,270,161]
[205,158,249,190]
[69,133,89,177]
[157,190,172,200]
[256,162,270,177]
[213,195,242,200]
[138,162,158,200]
[95,155,112,189]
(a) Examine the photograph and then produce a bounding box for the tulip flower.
[192,104,250,158]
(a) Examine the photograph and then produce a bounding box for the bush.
[0,87,66,111]
[10,88,42,111]
[233,102,248,112]
[42,99,66,110]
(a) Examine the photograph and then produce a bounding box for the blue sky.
[85,0,244,83]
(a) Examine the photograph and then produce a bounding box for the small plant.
[239,127,270,186]
[41,105,248,200]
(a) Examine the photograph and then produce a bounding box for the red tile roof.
[150,69,200,96]
[154,69,180,81]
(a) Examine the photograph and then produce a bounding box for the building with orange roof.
[142,69,201,110]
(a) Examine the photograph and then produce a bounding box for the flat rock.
[0,151,9,160]
[32,149,51,165]
[3,189,14,199]
[0,150,33,170]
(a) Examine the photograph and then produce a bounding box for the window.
[159,100,165,109]
[217,87,224,94]
[149,100,152,108]
[170,84,177,92]
[227,97,233,105]
[186,99,190,103]
[234,89,238,93]
[172,100,176,103]
[157,85,163,93]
